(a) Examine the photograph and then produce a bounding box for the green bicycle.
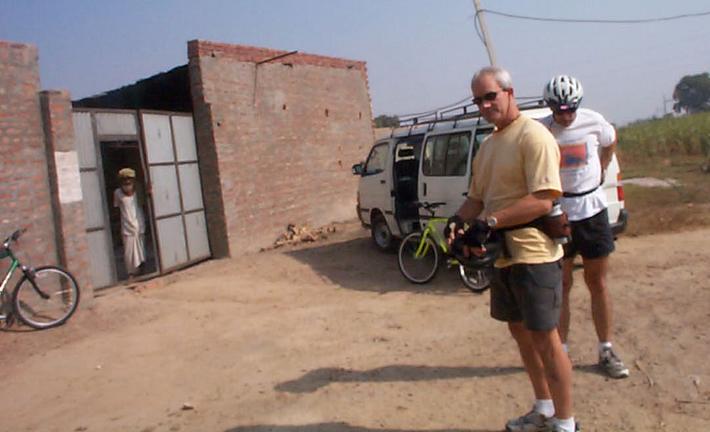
[0,228,80,329]
[397,202,491,293]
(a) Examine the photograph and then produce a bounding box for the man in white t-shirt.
[540,75,629,379]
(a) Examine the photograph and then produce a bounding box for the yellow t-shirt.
[468,115,563,267]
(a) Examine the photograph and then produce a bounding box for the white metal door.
[141,113,209,271]
[358,141,393,223]
[418,131,473,218]
[72,112,117,288]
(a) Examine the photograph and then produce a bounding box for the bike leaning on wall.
[0,228,80,329]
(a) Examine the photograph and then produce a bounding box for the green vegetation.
[618,111,710,164]
[374,114,400,128]
[673,72,710,113]
[617,114,710,236]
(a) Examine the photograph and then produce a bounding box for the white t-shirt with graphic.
[539,108,616,221]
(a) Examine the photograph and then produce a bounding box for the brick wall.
[40,90,93,302]
[0,41,59,277]
[188,40,374,254]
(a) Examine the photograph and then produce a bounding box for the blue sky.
[2,0,710,125]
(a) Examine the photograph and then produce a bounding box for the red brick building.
[0,39,374,294]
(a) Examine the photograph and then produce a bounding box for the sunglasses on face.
[472,91,501,106]
[552,105,577,115]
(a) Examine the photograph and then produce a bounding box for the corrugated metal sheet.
[178,163,204,212]
[86,230,115,288]
[95,112,137,136]
[73,112,96,169]
[79,172,107,230]
[149,165,181,218]
[156,216,187,269]
[143,114,174,163]
[171,116,198,162]
[185,211,210,260]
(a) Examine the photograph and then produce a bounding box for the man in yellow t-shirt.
[448,67,575,432]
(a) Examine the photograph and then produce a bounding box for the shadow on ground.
[285,237,476,295]
[225,422,497,432]
[275,364,523,393]
[275,362,609,394]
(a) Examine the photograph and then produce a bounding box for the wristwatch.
[486,215,498,229]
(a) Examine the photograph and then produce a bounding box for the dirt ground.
[2,221,709,432]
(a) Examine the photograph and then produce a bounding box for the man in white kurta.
[113,168,146,277]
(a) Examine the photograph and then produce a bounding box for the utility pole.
[473,0,497,66]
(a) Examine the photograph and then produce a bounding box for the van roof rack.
[393,97,547,134]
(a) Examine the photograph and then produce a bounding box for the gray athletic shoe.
[505,410,549,432]
[598,347,630,379]
[546,420,580,432]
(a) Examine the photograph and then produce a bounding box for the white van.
[354,103,627,251]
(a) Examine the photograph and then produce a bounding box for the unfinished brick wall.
[40,90,93,301]
[0,41,59,274]
[189,40,374,254]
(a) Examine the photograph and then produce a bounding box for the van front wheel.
[371,213,395,251]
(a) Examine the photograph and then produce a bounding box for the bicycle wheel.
[398,232,440,284]
[12,266,80,329]
[458,265,492,293]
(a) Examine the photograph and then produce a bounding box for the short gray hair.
[471,66,513,90]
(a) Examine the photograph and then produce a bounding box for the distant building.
[0,39,374,294]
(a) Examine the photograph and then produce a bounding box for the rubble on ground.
[265,223,337,250]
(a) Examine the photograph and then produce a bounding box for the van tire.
[371,213,395,252]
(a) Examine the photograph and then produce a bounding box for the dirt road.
[2,222,709,432]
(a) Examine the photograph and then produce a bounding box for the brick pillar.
[39,90,94,305]
[0,40,59,276]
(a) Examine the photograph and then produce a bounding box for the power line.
[479,8,710,24]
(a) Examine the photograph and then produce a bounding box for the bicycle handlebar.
[416,201,447,216]
[3,227,27,248]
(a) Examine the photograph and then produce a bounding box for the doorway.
[72,109,211,290]
[100,140,158,281]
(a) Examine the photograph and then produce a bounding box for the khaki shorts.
[490,261,562,331]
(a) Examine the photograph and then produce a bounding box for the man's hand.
[445,215,465,244]
[451,219,491,258]
[461,219,491,247]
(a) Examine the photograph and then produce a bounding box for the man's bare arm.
[600,141,617,172]
[455,197,484,223]
[489,190,559,229]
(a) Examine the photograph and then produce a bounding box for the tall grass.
[618,112,710,164]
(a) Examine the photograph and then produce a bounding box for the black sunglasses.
[472,91,501,105]
[553,106,578,115]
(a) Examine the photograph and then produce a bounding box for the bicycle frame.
[1,245,48,301]
[415,217,450,258]
[0,252,20,296]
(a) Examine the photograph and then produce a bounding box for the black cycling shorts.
[563,208,615,260]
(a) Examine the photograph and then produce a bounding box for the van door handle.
[380,180,386,184]
[461,192,468,196]
[423,182,427,196]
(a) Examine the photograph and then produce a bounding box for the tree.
[673,73,710,114]
[374,114,400,128]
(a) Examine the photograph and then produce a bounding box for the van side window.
[364,143,388,175]
[422,132,471,177]
[471,128,493,163]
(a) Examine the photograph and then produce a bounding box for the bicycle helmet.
[543,75,584,110]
